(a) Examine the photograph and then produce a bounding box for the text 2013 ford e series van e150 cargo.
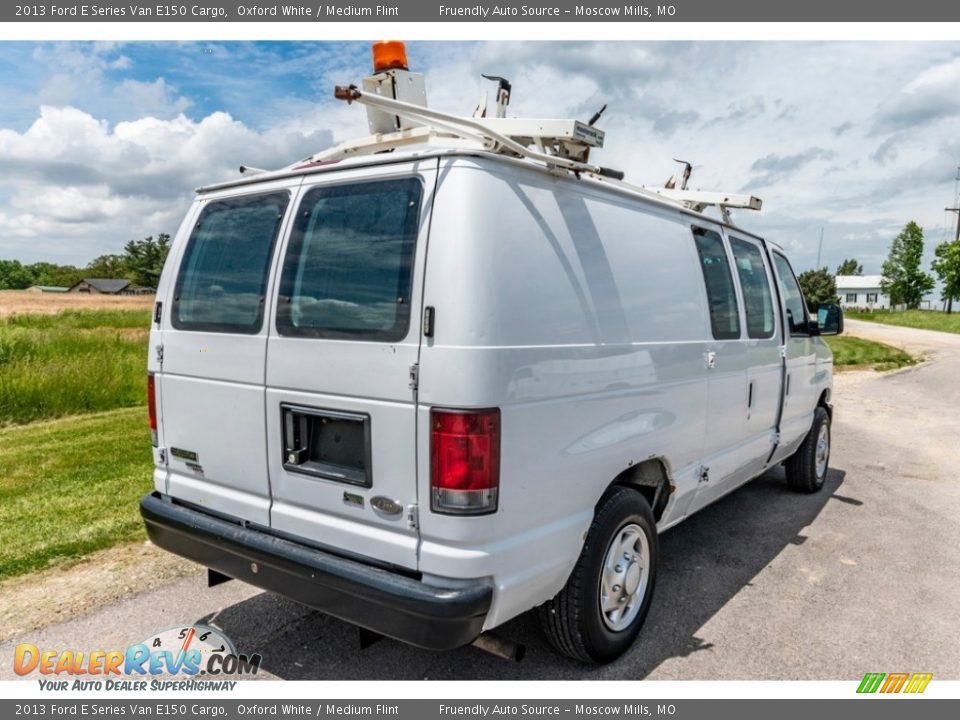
[140,42,844,664]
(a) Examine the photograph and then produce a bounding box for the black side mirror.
[817,303,844,336]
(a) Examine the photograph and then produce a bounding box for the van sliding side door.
[725,233,783,479]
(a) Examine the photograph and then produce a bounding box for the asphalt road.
[3,319,959,680]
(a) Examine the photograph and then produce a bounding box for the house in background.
[835,275,889,310]
[67,278,154,295]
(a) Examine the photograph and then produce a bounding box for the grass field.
[0,309,151,425]
[0,307,154,581]
[847,309,960,335]
[825,335,917,371]
[0,289,153,318]
[0,407,154,579]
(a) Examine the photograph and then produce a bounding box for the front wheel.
[785,406,831,493]
[539,486,658,663]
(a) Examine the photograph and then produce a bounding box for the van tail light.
[431,408,500,515]
[147,373,158,447]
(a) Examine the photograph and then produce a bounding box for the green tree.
[122,234,170,288]
[881,221,935,309]
[0,259,35,290]
[32,264,84,288]
[932,239,960,314]
[835,258,863,276]
[797,267,839,311]
[85,254,129,279]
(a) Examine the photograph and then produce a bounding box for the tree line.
[798,221,960,314]
[0,234,171,291]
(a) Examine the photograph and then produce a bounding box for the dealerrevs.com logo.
[857,672,933,694]
[14,625,261,691]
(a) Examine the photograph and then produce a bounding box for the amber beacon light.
[372,41,409,72]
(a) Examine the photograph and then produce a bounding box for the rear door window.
[729,236,776,339]
[276,178,423,342]
[172,191,289,333]
[692,227,741,340]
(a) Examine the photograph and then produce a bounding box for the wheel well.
[818,389,832,421]
[611,459,672,522]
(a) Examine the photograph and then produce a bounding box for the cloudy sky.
[0,41,958,274]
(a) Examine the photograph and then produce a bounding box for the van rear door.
[157,180,297,526]
[264,159,437,571]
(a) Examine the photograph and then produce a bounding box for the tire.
[539,486,658,664]
[785,406,831,493]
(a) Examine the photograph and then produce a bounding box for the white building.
[835,275,889,310]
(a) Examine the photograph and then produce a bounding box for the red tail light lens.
[431,408,500,515]
[147,373,158,446]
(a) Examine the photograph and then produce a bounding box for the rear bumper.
[140,492,492,650]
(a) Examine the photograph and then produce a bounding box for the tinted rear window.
[276,178,423,341]
[172,192,289,333]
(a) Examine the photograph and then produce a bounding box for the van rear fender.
[612,458,673,523]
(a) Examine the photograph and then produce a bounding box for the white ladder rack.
[289,84,763,223]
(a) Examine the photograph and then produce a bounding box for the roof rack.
[274,43,763,225]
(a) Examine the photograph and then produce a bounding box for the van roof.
[197,147,773,246]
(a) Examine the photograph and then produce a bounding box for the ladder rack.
[285,83,763,224]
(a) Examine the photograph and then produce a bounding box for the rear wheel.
[785,406,830,493]
[539,486,658,663]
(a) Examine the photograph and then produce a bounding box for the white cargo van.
[141,45,843,663]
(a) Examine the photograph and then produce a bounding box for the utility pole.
[816,227,824,269]
[947,205,960,314]
[948,207,960,244]
[946,166,960,313]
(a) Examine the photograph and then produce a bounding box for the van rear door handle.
[705,351,717,369]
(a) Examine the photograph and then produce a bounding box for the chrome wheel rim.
[815,423,830,479]
[599,522,650,632]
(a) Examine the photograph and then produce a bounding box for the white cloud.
[875,57,960,132]
[0,106,332,264]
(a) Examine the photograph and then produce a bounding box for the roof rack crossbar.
[285,83,763,223]
[305,86,624,181]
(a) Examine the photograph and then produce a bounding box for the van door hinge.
[698,465,710,484]
[407,504,419,531]
[779,345,787,359]
[155,344,164,367]
[408,363,419,390]
[157,447,168,466]
[705,351,717,369]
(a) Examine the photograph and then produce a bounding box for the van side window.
[729,237,775,339]
[692,227,740,340]
[276,178,422,342]
[172,191,289,333]
[772,252,810,336]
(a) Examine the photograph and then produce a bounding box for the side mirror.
[817,303,844,336]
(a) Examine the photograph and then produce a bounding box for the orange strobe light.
[372,41,408,72]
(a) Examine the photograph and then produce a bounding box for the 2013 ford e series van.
[141,43,843,663]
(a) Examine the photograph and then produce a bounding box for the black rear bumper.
[140,493,492,650]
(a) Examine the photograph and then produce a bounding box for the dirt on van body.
[0,290,154,317]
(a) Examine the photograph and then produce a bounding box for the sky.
[0,41,958,276]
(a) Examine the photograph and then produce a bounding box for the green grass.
[825,335,917,371]
[0,407,154,580]
[0,309,150,425]
[847,309,960,335]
